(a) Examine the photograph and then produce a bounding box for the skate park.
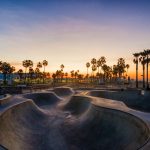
[0,87,150,150]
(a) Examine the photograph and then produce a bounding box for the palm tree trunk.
[136,61,138,88]
[143,64,145,88]
[146,56,149,89]
[25,68,27,84]
[43,66,45,84]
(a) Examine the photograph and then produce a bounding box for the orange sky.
[0,1,150,80]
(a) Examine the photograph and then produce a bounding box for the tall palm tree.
[112,65,118,78]
[133,53,140,88]
[125,64,130,77]
[144,49,150,89]
[23,60,33,81]
[139,52,146,88]
[97,59,101,74]
[91,58,97,79]
[70,70,75,82]
[43,60,48,73]
[92,64,97,80]
[60,64,64,71]
[102,64,108,82]
[91,58,97,65]
[86,62,90,77]
[99,56,106,71]
[117,58,126,77]
[65,72,68,83]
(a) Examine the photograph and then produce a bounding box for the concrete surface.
[0,87,149,150]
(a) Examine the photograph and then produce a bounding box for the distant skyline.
[0,0,150,78]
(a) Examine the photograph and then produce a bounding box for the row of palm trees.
[133,49,150,89]
[0,57,131,85]
[86,57,130,82]
[86,57,106,76]
[52,64,85,83]
[19,60,48,83]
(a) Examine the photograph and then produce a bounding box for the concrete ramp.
[22,92,61,108]
[69,104,149,150]
[0,100,50,150]
[53,87,74,97]
[87,90,150,112]
[63,96,91,115]
[0,91,149,150]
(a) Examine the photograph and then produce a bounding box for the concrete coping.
[0,94,12,106]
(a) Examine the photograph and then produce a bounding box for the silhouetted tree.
[144,49,150,89]
[60,64,64,71]
[43,60,48,72]
[86,62,90,77]
[17,69,23,81]
[23,60,33,81]
[117,58,126,78]
[139,52,146,88]
[133,53,140,88]
[125,64,130,77]
[65,72,68,83]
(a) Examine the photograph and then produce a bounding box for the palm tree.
[125,64,130,77]
[17,69,23,81]
[74,70,79,82]
[60,64,64,71]
[139,52,146,88]
[91,58,97,65]
[99,56,106,72]
[42,60,48,83]
[112,65,118,79]
[70,70,75,82]
[86,62,90,77]
[43,60,48,73]
[97,59,101,74]
[23,60,33,81]
[37,62,42,71]
[29,67,34,83]
[91,65,97,82]
[56,70,62,83]
[65,72,68,83]
[35,67,40,82]
[52,73,56,84]
[133,53,140,88]
[144,49,150,89]
[117,58,126,78]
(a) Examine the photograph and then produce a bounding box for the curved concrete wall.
[87,90,150,112]
[22,92,61,107]
[53,87,74,97]
[0,90,149,150]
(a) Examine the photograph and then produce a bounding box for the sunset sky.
[0,0,150,79]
